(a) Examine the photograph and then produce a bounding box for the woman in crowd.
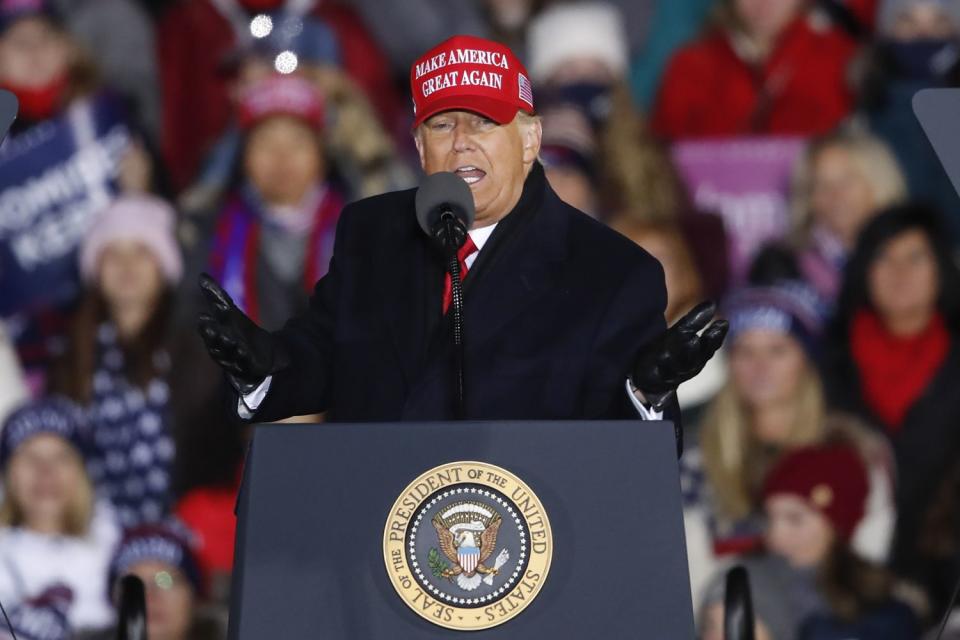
[824,202,960,617]
[200,75,345,332]
[49,195,225,529]
[684,282,895,601]
[94,523,222,640]
[0,0,153,386]
[178,16,412,218]
[859,0,960,241]
[0,398,119,636]
[700,445,919,639]
[652,0,858,139]
[788,128,907,303]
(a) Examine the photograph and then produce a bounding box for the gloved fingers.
[673,300,717,334]
[700,320,729,357]
[199,273,235,317]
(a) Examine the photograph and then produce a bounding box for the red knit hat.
[237,75,325,131]
[410,35,535,128]
[762,445,869,542]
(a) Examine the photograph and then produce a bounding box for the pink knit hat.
[79,194,183,284]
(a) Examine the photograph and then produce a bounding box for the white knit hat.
[526,2,629,84]
[79,194,183,284]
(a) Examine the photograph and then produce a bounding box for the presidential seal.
[383,461,552,631]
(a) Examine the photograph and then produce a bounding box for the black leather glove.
[197,273,291,392]
[631,301,729,411]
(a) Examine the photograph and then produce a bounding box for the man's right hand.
[197,273,291,390]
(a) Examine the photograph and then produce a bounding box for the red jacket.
[652,17,857,140]
[156,0,403,191]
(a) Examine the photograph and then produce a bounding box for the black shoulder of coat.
[338,187,418,231]
[550,192,664,280]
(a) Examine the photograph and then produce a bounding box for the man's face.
[415,110,541,228]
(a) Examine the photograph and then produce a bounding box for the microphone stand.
[115,575,148,640]
[724,566,755,640]
[438,211,467,419]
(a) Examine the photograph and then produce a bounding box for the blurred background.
[2,0,960,638]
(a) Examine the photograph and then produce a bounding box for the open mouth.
[455,165,486,185]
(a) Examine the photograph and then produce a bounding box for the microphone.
[115,575,147,640]
[415,172,476,419]
[724,565,755,640]
[0,90,17,144]
[415,171,476,255]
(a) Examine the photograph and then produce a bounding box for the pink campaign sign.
[672,137,806,283]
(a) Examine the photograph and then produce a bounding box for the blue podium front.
[228,420,695,639]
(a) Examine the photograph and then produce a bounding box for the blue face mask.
[883,38,960,81]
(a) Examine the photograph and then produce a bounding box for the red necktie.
[442,235,478,314]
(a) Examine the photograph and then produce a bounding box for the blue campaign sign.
[0,94,130,316]
[914,88,960,201]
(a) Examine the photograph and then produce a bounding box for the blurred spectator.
[700,445,919,640]
[197,75,344,332]
[629,0,715,110]
[652,0,858,139]
[52,0,162,142]
[349,0,491,75]
[47,196,186,527]
[788,128,907,302]
[526,3,690,226]
[0,0,151,383]
[481,0,543,59]
[539,101,599,216]
[859,0,960,241]
[824,203,960,616]
[684,284,894,591]
[178,16,412,218]
[99,523,222,640]
[156,0,403,191]
[0,398,119,635]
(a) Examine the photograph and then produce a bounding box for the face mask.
[1,73,68,122]
[540,82,612,128]
[883,38,960,81]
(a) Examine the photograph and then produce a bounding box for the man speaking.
[197,35,726,431]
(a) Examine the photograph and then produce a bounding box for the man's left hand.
[631,301,729,411]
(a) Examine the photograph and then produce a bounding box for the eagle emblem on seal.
[430,501,510,591]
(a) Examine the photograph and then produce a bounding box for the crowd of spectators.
[2,0,960,637]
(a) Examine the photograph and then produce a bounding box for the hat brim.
[412,95,531,129]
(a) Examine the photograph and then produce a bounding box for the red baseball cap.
[237,75,325,131]
[410,34,535,128]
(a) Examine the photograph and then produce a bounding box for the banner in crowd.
[0,95,130,316]
[671,137,806,283]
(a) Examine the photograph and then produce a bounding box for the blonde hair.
[0,446,95,537]
[699,361,826,520]
[790,128,907,241]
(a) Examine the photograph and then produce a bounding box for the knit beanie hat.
[79,194,183,285]
[526,2,629,84]
[109,521,203,595]
[0,397,89,469]
[723,281,825,358]
[762,445,870,542]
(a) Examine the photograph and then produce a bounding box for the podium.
[228,420,695,638]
